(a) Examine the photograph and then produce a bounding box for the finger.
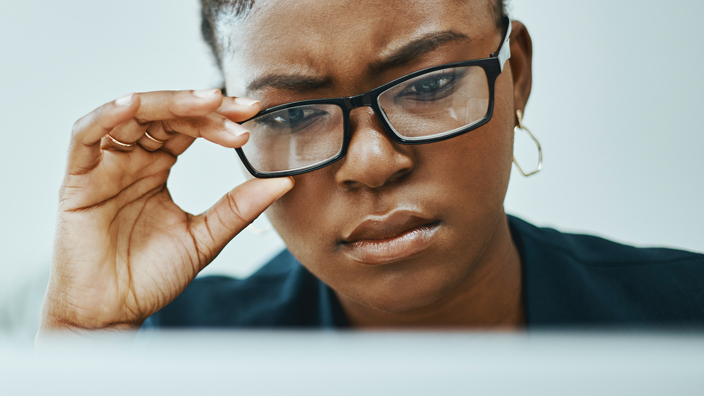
[114,104,250,151]
[149,108,253,156]
[161,112,250,149]
[101,111,148,152]
[216,97,261,122]
[68,93,140,174]
[161,133,196,157]
[137,122,170,152]
[134,89,225,123]
[146,121,174,142]
[105,89,225,149]
[189,177,295,268]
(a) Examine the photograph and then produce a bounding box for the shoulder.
[508,216,704,327]
[146,250,342,328]
[509,216,702,265]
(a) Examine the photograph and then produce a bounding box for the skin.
[40,0,533,334]
[40,91,294,333]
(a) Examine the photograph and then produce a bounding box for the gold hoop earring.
[512,110,543,177]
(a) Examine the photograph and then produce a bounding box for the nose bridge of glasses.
[343,92,373,110]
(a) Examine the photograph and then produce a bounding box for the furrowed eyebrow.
[245,30,469,94]
[369,30,470,74]
[247,74,333,93]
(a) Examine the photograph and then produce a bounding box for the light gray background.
[1,0,702,338]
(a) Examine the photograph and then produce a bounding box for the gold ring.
[144,131,166,145]
[106,133,134,148]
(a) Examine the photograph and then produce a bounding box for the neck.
[337,213,524,329]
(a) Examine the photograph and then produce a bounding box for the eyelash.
[396,70,459,101]
[256,108,327,131]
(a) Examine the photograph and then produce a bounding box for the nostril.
[386,167,412,186]
[339,166,410,190]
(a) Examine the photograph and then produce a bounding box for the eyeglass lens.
[240,65,489,174]
[377,66,489,140]
[241,104,345,173]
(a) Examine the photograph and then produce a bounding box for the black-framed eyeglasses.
[236,17,512,178]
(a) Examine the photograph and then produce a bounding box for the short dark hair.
[200,0,507,71]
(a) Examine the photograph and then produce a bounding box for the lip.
[340,210,440,265]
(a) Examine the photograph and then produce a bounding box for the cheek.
[420,103,514,216]
[458,72,516,208]
[265,171,339,259]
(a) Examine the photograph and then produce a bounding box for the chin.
[346,260,468,314]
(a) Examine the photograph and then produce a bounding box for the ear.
[507,21,533,116]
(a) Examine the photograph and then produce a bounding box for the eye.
[256,107,327,131]
[410,76,452,94]
[405,75,454,95]
[397,70,460,101]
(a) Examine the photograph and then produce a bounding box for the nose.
[334,107,415,189]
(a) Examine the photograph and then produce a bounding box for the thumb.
[189,176,294,265]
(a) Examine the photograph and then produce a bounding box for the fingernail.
[281,177,294,191]
[225,120,249,137]
[115,93,134,106]
[276,177,295,199]
[193,88,220,99]
[234,97,260,107]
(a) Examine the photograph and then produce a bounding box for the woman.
[39,0,704,334]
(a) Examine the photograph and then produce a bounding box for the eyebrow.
[246,30,470,93]
[369,30,470,74]
[247,74,333,93]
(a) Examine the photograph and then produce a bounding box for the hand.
[40,89,293,333]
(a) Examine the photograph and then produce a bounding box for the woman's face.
[220,0,529,313]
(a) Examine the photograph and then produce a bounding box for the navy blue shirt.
[146,216,704,329]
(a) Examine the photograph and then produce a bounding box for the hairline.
[201,0,508,76]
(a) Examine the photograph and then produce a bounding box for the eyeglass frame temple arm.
[491,17,512,72]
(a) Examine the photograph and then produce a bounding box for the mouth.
[339,210,441,265]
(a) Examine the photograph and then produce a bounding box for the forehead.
[217,0,496,97]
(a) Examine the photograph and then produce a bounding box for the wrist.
[40,293,143,334]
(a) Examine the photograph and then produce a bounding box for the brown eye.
[410,76,452,94]
[257,108,327,131]
[397,70,459,101]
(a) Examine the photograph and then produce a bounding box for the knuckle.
[133,116,150,127]
[139,143,159,152]
[225,191,250,227]
[161,120,177,134]
[71,113,92,139]
[70,119,83,138]
[70,103,108,141]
